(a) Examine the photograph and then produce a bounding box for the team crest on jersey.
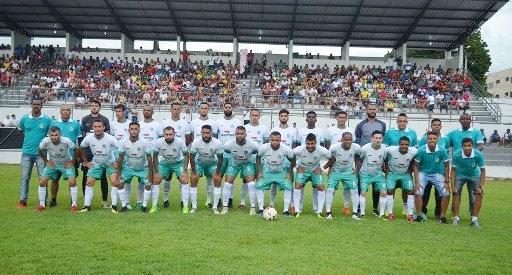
[406,158,410,162]
[244,150,249,155]
[172,148,177,152]
[378,155,382,159]
[257,130,261,134]
[231,124,234,128]
[435,157,439,162]
[349,154,353,158]
[471,163,476,167]
[69,127,74,131]
[178,126,182,129]
[59,148,64,152]
[150,128,154,131]
[137,147,142,151]
[102,144,107,148]
[39,124,44,129]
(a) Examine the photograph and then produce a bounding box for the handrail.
[467,71,502,123]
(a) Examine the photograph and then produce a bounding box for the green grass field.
[1,163,511,274]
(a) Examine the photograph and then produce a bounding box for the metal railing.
[467,71,502,123]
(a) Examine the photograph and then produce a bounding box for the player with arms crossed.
[292,133,332,218]
[153,126,189,213]
[36,126,81,211]
[451,137,486,228]
[189,125,224,213]
[323,132,361,220]
[221,126,259,215]
[117,122,153,212]
[384,136,418,222]
[256,131,296,216]
[79,119,120,213]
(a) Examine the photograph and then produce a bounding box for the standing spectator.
[17,99,52,208]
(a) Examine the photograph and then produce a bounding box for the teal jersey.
[50,119,82,156]
[419,133,450,152]
[414,145,449,175]
[452,149,485,179]
[383,127,417,147]
[18,113,52,155]
[447,127,484,152]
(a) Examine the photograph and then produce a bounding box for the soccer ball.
[263,207,278,221]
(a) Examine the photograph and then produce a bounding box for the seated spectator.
[75,94,86,109]
[1,114,13,127]
[503,129,512,148]
[490,130,501,145]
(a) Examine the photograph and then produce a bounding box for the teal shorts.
[225,162,255,178]
[386,173,414,191]
[159,161,185,181]
[327,171,357,190]
[120,168,150,186]
[195,162,216,178]
[87,164,117,179]
[295,170,324,187]
[43,165,76,180]
[256,171,292,191]
[359,173,386,193]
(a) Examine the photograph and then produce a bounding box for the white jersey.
[293,145,331,171]
[118,137,151,170]
[296,127,325,146]
[110,119,131,140]
[215,116,242,143]
[80,133,118,166]
[386,146,418,175]
[190,117,218,141]
[329,142,361,173]
[359,143,387,175]
[161,117,191,140]
[258,143,294,173]
[325,126,355,147]
[245,123,269,146]
[189,137,224,166]
[153,137,187,164]
[270,125,297,147]
[139,120,162,144]
[224,138,259,166]
[39,136,75,166]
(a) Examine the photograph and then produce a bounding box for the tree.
[406,49,444,59]
[464,30,492,88]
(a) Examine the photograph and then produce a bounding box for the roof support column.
[65,32,81,54]
[233,38,238,63]
[288,40,293,69]
[176,36,181,62]
[153,41,159,52]
[459,44,465,76]
[444,50,452,70]
[183,41,186,51]
[396,43,407,67]
[121,34,134,55]
[341,41,350,68]
[11,30,30,56]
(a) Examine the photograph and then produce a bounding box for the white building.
[487,68,512,98]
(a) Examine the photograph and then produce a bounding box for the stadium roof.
[0,0,508,50]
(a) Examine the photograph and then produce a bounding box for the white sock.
[223,182,232,207]
[117,188,126,207]
[317,190,326,214]
[163,180,171,201]
[230,182,235,199]
[290,187,295,207]
[293,188,302,213]
[151,185,160,207]
[240,182,248,206]
[38,186,46,206]
[386,195,394,214]
[325,188,335,212]
[342,189,350,207]
[111,186,119,207]
[181,184,190,208]
[206,178,213,203]
[350,190,359,214]
[84,186,94,207]
[312,188,318,212]
[402,202,407,213]
[256,189,264,210]
[70,186,78,206]
[179,183,183,202]
[299,188,304,210]
[283,190,291,212]
[379,196,387,216]
[136,184,144,204]
[213,186,221,209]
[190,186,198,209]
[359,196,366,215]
[143,189,151,207]
[407,195,415,215]
[270,184,278,206]
[247,181,256,208]
[124,183,131,205]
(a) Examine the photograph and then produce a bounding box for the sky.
[1,1,510,73]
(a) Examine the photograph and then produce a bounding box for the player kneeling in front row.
[153,126,189,213]
[117,122,154,213]
[189,125,224,213]
[323,132,361,220]
[36,126,81,211]
[384,136,418,222]
[293,133,332,218]
[256,131,296,216]
[79,119,121,212]
[451,137,486,228]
